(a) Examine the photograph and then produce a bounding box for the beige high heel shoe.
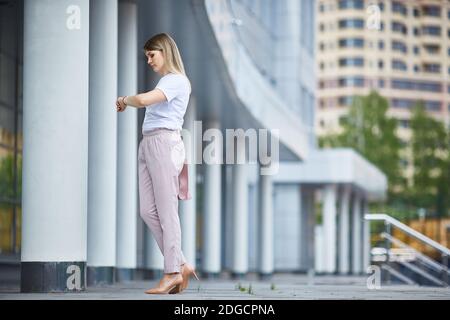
[145,273,183,294]
[169,263,199,294]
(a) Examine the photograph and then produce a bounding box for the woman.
[116,33,198,294]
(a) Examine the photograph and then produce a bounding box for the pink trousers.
[138,128,189,273]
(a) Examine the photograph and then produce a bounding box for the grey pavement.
[1,273,449,300]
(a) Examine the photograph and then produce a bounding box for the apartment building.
[316,0,450,181]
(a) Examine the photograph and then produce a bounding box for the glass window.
[422,63,441,73]
[422,25,441,36]
[392,99,414,109]
[339,57,364,67]
[338,76,365,87]
[392,1,407,16]
[423,44,440,54]
[0,0,23,255]
[392,59,407,71]
[338,18,364,29]
[391,79,442,92]
[338,38,364,48]
[338,0,364,10]
[338,96,353,106]
[422,5,441,17]
[392,21,407,34]
[392,40,407,53]
[424,101,441,111]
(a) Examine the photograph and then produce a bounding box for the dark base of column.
[129,268,154,280]
[21,261,86,293]
[258,272,273,280]
[202,272,220,279]
[115,268,135,282]
[231,272,246,280]
[87,266,115,286]
[150,269,164,280]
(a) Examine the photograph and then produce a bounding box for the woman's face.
[145,50,166,75]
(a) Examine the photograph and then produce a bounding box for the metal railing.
[365,213,450,287]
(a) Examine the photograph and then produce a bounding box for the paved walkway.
[1,273,449,300]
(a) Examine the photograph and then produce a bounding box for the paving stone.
[1,274,449,300]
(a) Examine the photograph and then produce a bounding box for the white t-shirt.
[142,73,191,133]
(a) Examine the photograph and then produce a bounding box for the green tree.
[320,91,403,201]
[410,102,450,217]
[0,153,22,208]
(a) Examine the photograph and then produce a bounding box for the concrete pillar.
[323,184,337,273]
[224,164,234,271]
[202,121,222,276]
[258,168,273,277]
[232,132,249,277]
[300,186,315,272]
[87,0,118,286]
[247,164,259,271]
[352,192,362,274]
[116,0,138,280]
[314,225,324,273]
[338,185,351,274]
[180,97,197,267]
[362,198,371,271]
[21,0,90,292]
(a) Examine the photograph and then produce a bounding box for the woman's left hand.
[116,96,127,112]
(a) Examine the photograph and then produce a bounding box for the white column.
[362,198,371,271]
[224,164,234,270]
[352,193,362,274]
[202,121,222,275]
[338,185,351,274]
[232,143,249,275]
[21,0,90,292]
[314,225,324,273]
[180,98,197,266]
[300,187,316,271]
[323,184,337,273]
[259,169,273,276]
[116,0,138,278]
[87,0,118,285]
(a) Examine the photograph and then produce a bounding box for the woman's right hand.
[116,96,127,112]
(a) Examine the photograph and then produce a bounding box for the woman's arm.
[116,89,167,111]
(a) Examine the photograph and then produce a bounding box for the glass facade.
[300,0,315,56]
[0,0,23,255]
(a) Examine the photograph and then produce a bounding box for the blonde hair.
[144,33,187,76]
